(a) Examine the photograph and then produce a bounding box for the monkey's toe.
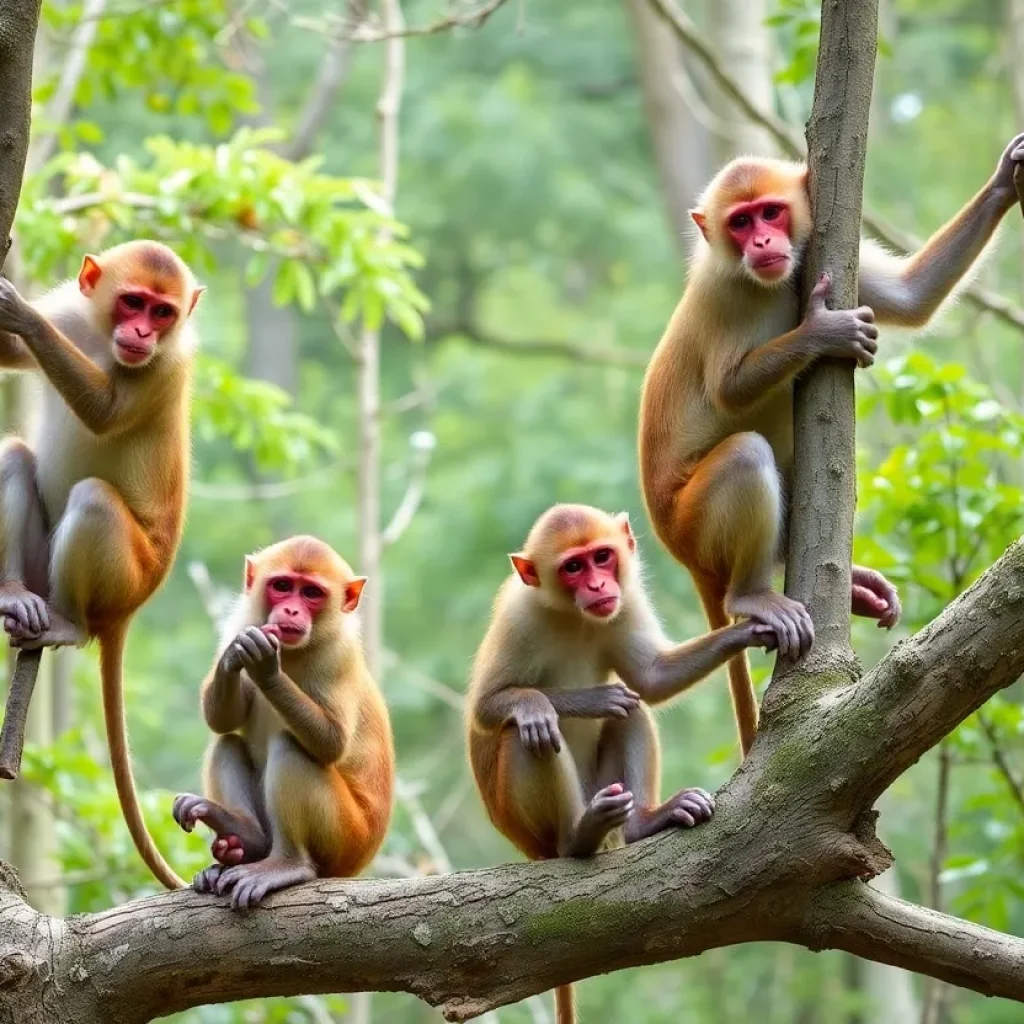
[192,864,225,894]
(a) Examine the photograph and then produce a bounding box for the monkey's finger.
[856,305,876,323]
[671,807,697,827]
[546,723,563,754]
[245,626,277,656]
[236,634,264,663]
[859,321,879,341]
[810,273,830,305]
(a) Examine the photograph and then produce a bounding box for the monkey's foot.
[0,582,49,642]
[851,564,902,630]
[213,857,317,911]
[564,783,634,858]
[172,794,270,865]
[624,787,716,843]
[192,863,227,894]
[727,589,814,659]
[8,609,87,650]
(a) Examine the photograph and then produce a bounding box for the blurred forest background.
[3,0,1024,1021]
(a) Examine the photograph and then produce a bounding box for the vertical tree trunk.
[779,0,878,679]
[357,0,405,682]
[710,0,775,157]
[1006,0,1024,399]
[622,0,712,257]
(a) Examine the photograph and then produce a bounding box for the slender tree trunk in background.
[920,743,952,1024]
[50,651,74,739]
[709,0,775,158]
[358,0,405,682]
[622,0,712,258]
[864,864,921,1024]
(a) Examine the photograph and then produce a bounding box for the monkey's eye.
[729,213,751,231]
[121,294,145,311]
[593,548,613,565]
[562,558,584,575]
[762,204,781,221]
[152,303,176,320]
[301,584,326,601]
[271,578,292,593]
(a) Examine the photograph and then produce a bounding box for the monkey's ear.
[78,255,103,295]
[615,512,636,553]
[509,554,540,587]
[689,209,708,240]
[244,556,256,592]
[342,577,367,613]
[188,286,206,316]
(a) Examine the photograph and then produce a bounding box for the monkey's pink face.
[264,573,329,648]
[725,199,794,285]
[557,544,622,621]
[111,289,180,367]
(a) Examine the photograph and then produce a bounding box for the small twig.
[298,0,513,44]
[977,710,1024,815]
[382,432,436,548]
[0,649,44,780]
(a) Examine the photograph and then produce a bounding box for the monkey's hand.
[513,697,563,757]
[851,564,902,630]
[224,625,282,686]
[0,279,41,338]
[988,132,1024,206]
[585,682,641,719]
[734,620,778,652]
[800,274,878,368]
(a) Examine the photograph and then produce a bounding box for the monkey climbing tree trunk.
[779,0,878,681]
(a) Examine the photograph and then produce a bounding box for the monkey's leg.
[487,726,631,859]
[214,733,358,910]
[0,439,50,640]
[16,479,160,649]
[673,432,812,657]
[595,705,716,843]
[175,736,271,892]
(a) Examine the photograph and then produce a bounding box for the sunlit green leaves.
[15,127,429,341]
[35,0,260,139]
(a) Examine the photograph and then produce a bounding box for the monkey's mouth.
[752,253,789,273]
[115,339,154,365]
[585,596,619,619]
[276,624,308,645]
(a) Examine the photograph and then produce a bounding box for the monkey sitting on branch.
[0,240,203,889]
[639,134,1024,759]
[466,503,777,1024]
[173,535,395,910]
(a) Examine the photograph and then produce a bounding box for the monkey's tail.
[693,579,757,757]
[100,624,187,890]
[555,984,576,1024]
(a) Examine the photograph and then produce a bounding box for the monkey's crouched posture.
[465,504,776,1024]
[173,535,395,910]
[0,241,203,889]
[639,134,1024,757]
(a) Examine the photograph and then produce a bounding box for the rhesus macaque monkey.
[639,134,1024,757]
[466,504,776,1024]
[173,535,395,910]
[0,241,203,888]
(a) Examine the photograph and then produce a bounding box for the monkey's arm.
[473,685,555,730]
[257,672,348,765]
[860,133,1024,327]
[201,663,255,734]
[859,191,1010,328]
[711,278,877,412]
[547,686,639,718]
[614,622,770,706]
[0,282,124,433]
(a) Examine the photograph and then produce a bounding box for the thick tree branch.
[647,0,1024,338]
[0,0,44,257]
[801,882,1024,1002]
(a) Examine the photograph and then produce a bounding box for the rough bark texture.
[0,0,43,258]
[782,0,878,672]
